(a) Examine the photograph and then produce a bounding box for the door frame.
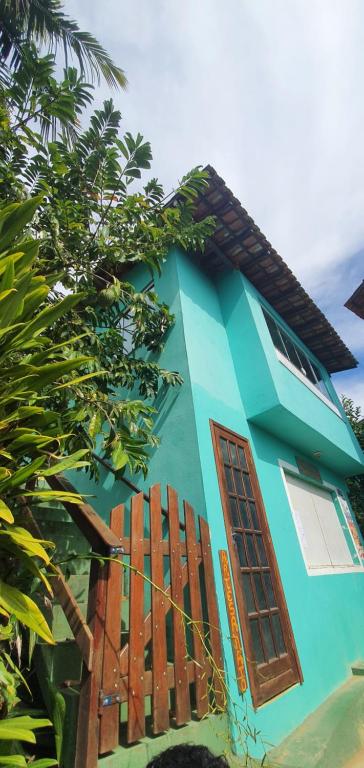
[210,420,303,707]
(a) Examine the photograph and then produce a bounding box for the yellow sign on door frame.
[219,549,247,693]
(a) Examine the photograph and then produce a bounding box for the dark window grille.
[262,307,332,402]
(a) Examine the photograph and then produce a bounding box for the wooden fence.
[41,476,225,768]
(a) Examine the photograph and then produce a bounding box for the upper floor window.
[262,307,332,402]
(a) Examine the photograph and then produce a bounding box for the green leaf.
[111,443,128,471]
[39,449,89,476]
[0,582,55,644]
[0,756,27,767]
[12,292,84,345]
[30,761,58,768]
[0,499,14,523]
[0,715,51,743]
[0,197,42,253]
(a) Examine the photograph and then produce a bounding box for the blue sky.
[67,0,364,408]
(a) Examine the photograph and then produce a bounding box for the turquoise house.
[47,167,364,767]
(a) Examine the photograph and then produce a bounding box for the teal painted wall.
[67,249,206,523]
[216,269,363,476]
[67,245,364,760]
[175,248,364,758]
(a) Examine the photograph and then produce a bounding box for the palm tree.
[0,0,126,88]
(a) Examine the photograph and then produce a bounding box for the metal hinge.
[108,545,124,556]
[99,691,121,708]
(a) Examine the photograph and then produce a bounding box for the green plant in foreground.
[0,196,95,764]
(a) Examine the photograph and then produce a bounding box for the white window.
[284,473,359,574]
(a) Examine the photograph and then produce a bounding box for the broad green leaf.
[13,292,84,344]
[22,489,84,504]
[0,581,54,644]
[111,443,128,470]
[55,370,106,389]
[40,449,89,476]
[0,756,27,766]
[0,499,14,523]
[0,714,52,743]
[0,528,53,564]
[0,456,45,491]
[0,197,42,252]
[30,761,58,768]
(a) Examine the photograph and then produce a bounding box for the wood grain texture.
[127,493,146,743]
[168,486,191,725]
[99,505,124,754]
[199,515,225,710]
[185,501,208,717]
[150,485,169,734]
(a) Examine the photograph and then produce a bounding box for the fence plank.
[119,558,192,673]
[127,493,146,743]
[75,559,108,768]
[150,485,169,734]
[99,505,124,754]
[199,516,225,711]
[168,486,191,725]
[184,501,208,718]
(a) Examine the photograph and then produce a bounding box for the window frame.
[261,307,341,415]
[211,421,303,707]
[280,460,364,576]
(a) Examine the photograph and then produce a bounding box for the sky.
[67,0,364,408]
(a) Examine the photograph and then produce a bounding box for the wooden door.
[211,421,302,707]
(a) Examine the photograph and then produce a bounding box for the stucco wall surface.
[175,248,364,758]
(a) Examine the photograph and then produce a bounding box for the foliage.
[0,197,93,764]
[0,0,126,88]
[0,48,215,476]
[342,395,364,532]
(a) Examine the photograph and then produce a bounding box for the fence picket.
[199,516,225,710]
[127,493,146,743]
[150,484,169,734]
[184,501,208,717]
[99,505,124,754]
[167,486,191,725]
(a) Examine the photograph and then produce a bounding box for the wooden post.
[75,558,108,768]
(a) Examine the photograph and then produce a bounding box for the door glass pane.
[239,500,250,529]
[230,442,239,467]
[271,613,286,655]
[224,465,234,493]
[243,474,253,498]
[253,573,267,610]
[250,619,265,664]
[229,497,241,528]
[262,572,276,607]
[262,616,276,661]
[234,468,244,497]
[242,573,255,614]
[249,501,259,529]
[256,535,268,566]
[220,438,229,464]
[234,533,247,566]
[246,534,258,566]
[238,446,247,469]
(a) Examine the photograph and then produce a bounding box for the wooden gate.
[40,477,225,767]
